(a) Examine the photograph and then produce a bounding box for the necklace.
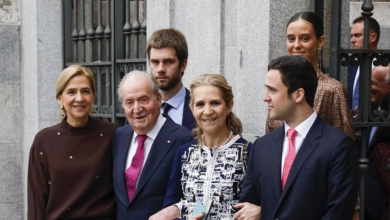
[191,131,234,164]
[220,131,233,148]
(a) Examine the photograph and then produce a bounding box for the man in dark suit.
[348,16,383,220]
[234,56,359,220]
[147,28,195,130]
[113,70,192,220]
[348,16,380,112]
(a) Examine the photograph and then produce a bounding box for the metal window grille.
[316,0,390,219]
[62,0,147,124]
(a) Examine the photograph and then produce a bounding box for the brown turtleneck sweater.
[28,117,118,220]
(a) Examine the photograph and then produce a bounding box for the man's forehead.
[150,47,177,58]
[123,77,152,93]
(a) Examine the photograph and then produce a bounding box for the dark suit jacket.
[362,124,384,220]
[348,66,382,219]
[347,65,378,111]
[348,65,359,109]
[240,116,359,220]
[182,88,196,130]
[113,116,192,220]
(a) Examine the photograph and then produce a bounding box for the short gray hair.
[117,70,160,102]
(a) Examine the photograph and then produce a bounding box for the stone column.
[0,0,23,219]
[20,0,62,218]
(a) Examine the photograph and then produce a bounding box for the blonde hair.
[190,74,243,146]
[56,65,96,99]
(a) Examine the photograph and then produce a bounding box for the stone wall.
[0,0,387,219]
[148,0,273,141]
[0,0,23,219]
[20,0,62,218]
[350,2,390,50]
[147,0,354,140]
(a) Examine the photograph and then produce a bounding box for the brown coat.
[28,117,118,220]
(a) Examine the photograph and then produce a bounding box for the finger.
[233,203,245,209]
[233,211,241,220]
[191,212,205,220]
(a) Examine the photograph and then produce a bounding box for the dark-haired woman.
[28,65,118,219]
[266,11,355,139]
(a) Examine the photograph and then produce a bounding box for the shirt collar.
[284,111,317,139]
[133,114,166,142]
[162,86,186,110]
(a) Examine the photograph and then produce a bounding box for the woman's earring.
[90,104,94,116]
[60,105,66,119]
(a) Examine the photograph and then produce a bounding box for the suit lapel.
[277,117,322,208]
[182,88,195,130]
[117,126,134,206]
[270,127,284,201]
[348,65,358,108]
[131,118,178,201]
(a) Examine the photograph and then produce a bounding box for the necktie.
[125,134,147,201]
[352,75,360,109]
[162,102,173,115]
[281,128,297,190]
[369,126,377,145]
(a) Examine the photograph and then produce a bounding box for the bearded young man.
[147,28,196,130]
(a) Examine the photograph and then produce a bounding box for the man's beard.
[158,73,181,91]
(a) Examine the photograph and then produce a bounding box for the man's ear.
[156,92,162,105]
[294,88,305,104]
[370,32,378,44]
[180,59,187,77]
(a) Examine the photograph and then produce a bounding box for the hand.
[233,202,261,220]
[352,106,359,119]
[190,212,205,220]
[149,205,180,220]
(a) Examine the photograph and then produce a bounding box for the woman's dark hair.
[287,11,323,39]
[287,11,324,72]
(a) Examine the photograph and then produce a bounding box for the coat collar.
[129,117,179,204]
[273,116,323,215]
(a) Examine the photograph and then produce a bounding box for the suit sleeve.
[239,139,261,205]
[323,135,359,220]
[162,144,185,208]
[27,139,49,220]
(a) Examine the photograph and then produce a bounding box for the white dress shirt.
[125,114,166,184]
[162,86,186,125]
[281,111,318,176]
